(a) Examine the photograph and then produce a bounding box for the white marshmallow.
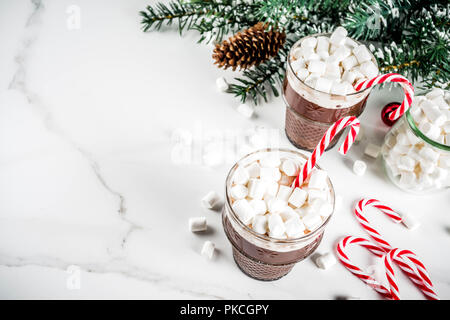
[330,46,351,62]
[201,241,215,259]
[260,167,281,181]
[304,73,319,88]
[246,162,260,178]
[329,27,348,46]
[401,214,420,230]
[315,77,333,93]
[318,201,333,218]
[233,167,250,185]
[295,207,308,219]
[318,50,330,61]
[268,214,286,238]
[288,187,308,208]
[421,100,447,126]
[279,206,298,222]
[277,185,293,202]
[285,217,306,238]
[232,199,256,225]
[267,198,288,214]
[201,191,220,209]
[342,55,358,71]
[399,171,416,186]
[237,103,254,118]
[417,173,434,189]
[342,70,357,84]
[302,212,322,231]
[264,180,279,199]
[315,252,337,270]
[364,143,381,158]
[230,184,248,200]
[216,77,228,92]
[425,88,444,100]
[308,189,327,202]
[308,60,327,75]
[359,61,378,78]
[419,121,441,140]
[406,129,421,144]
[189,217,207,232]
[397,155,416,171]
[303,49,320,62]
[353,45,372,63]
[301,37,318,49]
[249,199,267,216]
[316,36,330,52]
[324,64,341,80]
[345,37,358,49]
[330,81,349,96]
[443,122,450,133]
[308,169,328,190]
[419,147,440,162]
[291,47,303,60]
[281,159,299,176]
[259,154,281,167]
[252,214,268,234]
[431,95,448,109]
[247,178,266,200]
[419,159,436,174]
[291,58,306,71]
[353,160,367,176]
[431,167,448,181]
[296,67,309,81]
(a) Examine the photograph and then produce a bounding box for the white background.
[0,0,449,299]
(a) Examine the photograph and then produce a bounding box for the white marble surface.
[0,0,449,300]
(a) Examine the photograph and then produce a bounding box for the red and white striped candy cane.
[336,236,393,299]
[354,198,439,299]
[294,116,360,187]
[384,248,439,300]
[355,73,414,121]
[354,198,402,251]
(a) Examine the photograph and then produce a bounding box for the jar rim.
[405,109,450,151]
[287,33,377,97]
[224,148,335,244]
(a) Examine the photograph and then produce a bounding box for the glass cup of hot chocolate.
[283,27,378,150]
[222,148,335,281]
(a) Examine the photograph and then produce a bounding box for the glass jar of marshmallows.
[381,89,450,193]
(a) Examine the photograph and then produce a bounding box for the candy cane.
[353,198,439,299]
[384,248,439,300]
[354,198,402,251]
[355,73,414,121]
[336,236,393,299]
[294,116,360,187]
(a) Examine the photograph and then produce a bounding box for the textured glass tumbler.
[283,33,377,151]
[222,148,335,281]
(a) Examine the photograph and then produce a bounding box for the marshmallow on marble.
[268,214,286,238]
[201,241,215,259]
[401,214,420,230]
[249,199,267,215]
[329,26,348,46]
[216,77,228,92]
[285,216,306,238]
[260,167,282,181]
[237,103,254,118]
[288,187,308,208]
[280,159,299,176]
[230,184,248,200]
[364,143,381,158]
[232,199,256,225]
[308,169,328,190]
[189,217,207,232]
[276,185,293,202]
[248,178,266,200]
[201,191,220,209]
[353,45,373,63]
[252,214,268,234]
[315,252,337,270]
[353,160,367,176]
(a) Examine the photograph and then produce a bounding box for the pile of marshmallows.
[229,153,333,239]
[383,88,450,190]
[290,26,378,95]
